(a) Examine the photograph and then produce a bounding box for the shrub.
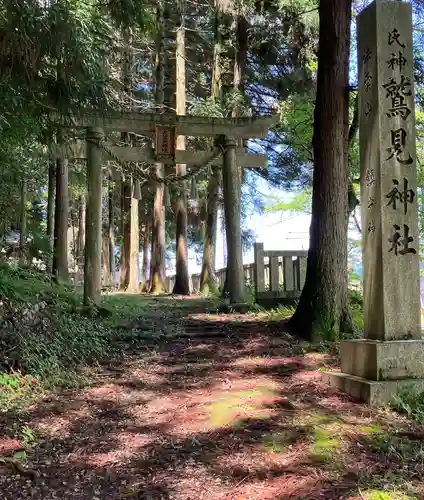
[0,264,113,388]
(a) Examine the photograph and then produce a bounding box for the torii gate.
[52,110,277,305]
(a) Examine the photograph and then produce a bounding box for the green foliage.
[0,264,77,307]
[414,102,424,253]
[244,279,257,308]
[266,304,296,321]
[265,188,312,214]
[263,430,301,454]
[279,95,314,165]
[0,264,113,389]
[20,426,37,449]
[0,372,40,412]
[102,293,155,324]
[391,386,424,424]
[0,0,153,110]
[312,309,339,343]
[356,431,423,498]
[349,287,364,332]
[360,424,383,435]
[360,491,414,500]
[311,427,340,461]
[20,315,110,383]
[105,0,154,30]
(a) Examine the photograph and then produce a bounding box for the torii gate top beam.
[50,141,268,168]
[52,110,279,139]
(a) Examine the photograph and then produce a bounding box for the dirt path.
[1,307,424,499]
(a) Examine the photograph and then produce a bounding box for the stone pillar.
[222,135,245,304]
[329,0,424,405]
[84,127,103,307]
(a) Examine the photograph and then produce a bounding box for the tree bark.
[200,166,220,294]
[84,128,103,307]
[172,12,190,295]
[211,0,222,100]
[102,230,109,288]
[234,14,248,97]
[46,159,55,273]
[222,136,245,303]
[288,0,352,341]
[118,28,140,292]
[149,170,166,293]
[77,195,85,267]
[348,93,360,214]
[52,155,69,283]
[141,220,150,289]
[221,5,248,300]
[200,1,222,295]
[107,173,115,288]
[127,179,139,292]
[119,178,131,290]
[19,178,27,264]
[149,0,166,294]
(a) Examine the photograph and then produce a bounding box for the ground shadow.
[0,296,420,499]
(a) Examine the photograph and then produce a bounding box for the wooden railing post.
[269,255,279,292]
[294,256,307,290]
[299,257,307,289]
[283,256,295,291]
[254,242,265,295]
[279,260,284,285]
[166,250,306,298]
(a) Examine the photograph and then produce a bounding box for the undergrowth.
[391,386,424,423]
[0,264,150,408]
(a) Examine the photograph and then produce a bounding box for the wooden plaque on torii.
[155,124,175,162]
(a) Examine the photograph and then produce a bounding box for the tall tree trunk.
[200,167,220,294]
[102,231,109,288]
[234,13,249,180]
[149,173,166,293]
[211,0,222,101]
[108,173,115,288]
[288,0,352,341]
[127,179,140,292]
[77,195,85,269]
[234,14,248,97]
[222,136,245,303]
[200,0,222,294]
[70,207,77,272]
[118,30,140,292]
[348,93,360,215]
[53,155,69,283]
[46,160,55,273]
[119,178,131,290]
[19,178,27,264]
[172,7,190,295]
[221,5,248,301]
[141,220,150,288]
[84,127,103,306]
[149,0,166,294]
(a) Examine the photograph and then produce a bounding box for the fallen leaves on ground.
[0,299,421,499]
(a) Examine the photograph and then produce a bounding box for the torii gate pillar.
[222,136,245,304]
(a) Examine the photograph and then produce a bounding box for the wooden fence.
[165,242,308,302]
[253,242,307,301]
[165,263,255,294]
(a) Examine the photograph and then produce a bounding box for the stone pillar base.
[327,372,424,406]
[326,339,424,405]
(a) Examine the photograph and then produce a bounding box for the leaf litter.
[0,301,423,499]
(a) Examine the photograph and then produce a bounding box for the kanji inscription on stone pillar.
[358,0,420,341]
